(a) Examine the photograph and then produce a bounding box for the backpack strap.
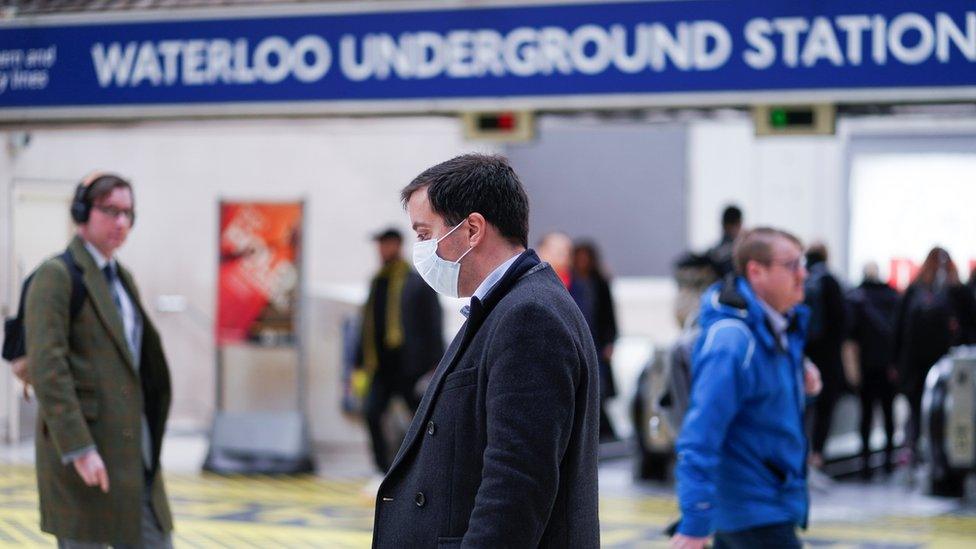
[58,249,87,320]
[2,249,87,362]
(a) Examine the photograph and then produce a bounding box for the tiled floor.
[2,434,975,547]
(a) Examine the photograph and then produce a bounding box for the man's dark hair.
[400,154,529,248]
[86,174,132,206]
[721,205,743,229]
[805,242,828,266]
[733,227,803,276]
[373,227,403,243]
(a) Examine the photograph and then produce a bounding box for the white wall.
[5,109,976,445]
[0,117,501,443]
[687,112,976,285]
[687,115,845,266]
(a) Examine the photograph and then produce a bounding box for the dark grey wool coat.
[372,250,601,548]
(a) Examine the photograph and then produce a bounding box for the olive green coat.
[25,236,172,544]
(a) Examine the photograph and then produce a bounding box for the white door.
[2,179,75,443]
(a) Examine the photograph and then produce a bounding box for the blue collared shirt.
[757,297,791,350]
[461,253,521,317]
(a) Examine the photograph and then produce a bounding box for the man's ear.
[745,259,761,282]
[466,213,487,247]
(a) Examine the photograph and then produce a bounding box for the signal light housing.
[754,104,835,136]
[462,111,534,142]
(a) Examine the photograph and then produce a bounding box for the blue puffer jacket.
[675,276,810,537]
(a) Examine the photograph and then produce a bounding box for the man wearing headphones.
[25,173,173,547]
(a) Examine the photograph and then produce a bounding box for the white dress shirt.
[85,241,141,360]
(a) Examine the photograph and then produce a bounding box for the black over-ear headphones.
[71,172,134,225]
[70,172,102,224]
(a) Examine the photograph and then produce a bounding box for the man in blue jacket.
[672,227,822,549]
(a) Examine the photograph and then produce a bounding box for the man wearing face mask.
[371,154,600,548]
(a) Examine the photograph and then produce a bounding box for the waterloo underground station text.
[80,10,976,89]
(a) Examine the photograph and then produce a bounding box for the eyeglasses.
[771,256,806,273]
[94,205,135,223]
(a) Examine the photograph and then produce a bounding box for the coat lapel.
[383,250,542,478]
[69,237,137,370]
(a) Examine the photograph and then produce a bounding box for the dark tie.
[102,264,123,314]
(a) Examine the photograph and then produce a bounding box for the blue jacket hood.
[698,276,810,353]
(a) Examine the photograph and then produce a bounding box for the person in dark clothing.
[846,262,900,479]
[804,242,848,469]
[357,228,444,473]
[571,240,620,442]
[373,154,600,547]
[968,268,976,300]
[706,205,743,280]
[893,247,976,466]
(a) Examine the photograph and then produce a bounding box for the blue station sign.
[1,0,974,118]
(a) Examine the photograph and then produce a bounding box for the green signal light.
[770,108,788,128]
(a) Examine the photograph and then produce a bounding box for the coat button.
[122,428,132,438]
[415,492,426,507]
[427,421,436,436]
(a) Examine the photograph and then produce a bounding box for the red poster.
[217,202,302,346]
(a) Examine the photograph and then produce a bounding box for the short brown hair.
[85,174,132,207]
[732,227,803,276]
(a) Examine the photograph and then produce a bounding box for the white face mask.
[413,220,473,298]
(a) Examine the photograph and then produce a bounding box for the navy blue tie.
[102,264,123,314]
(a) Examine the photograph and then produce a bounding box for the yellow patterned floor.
[1,465,975,547]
